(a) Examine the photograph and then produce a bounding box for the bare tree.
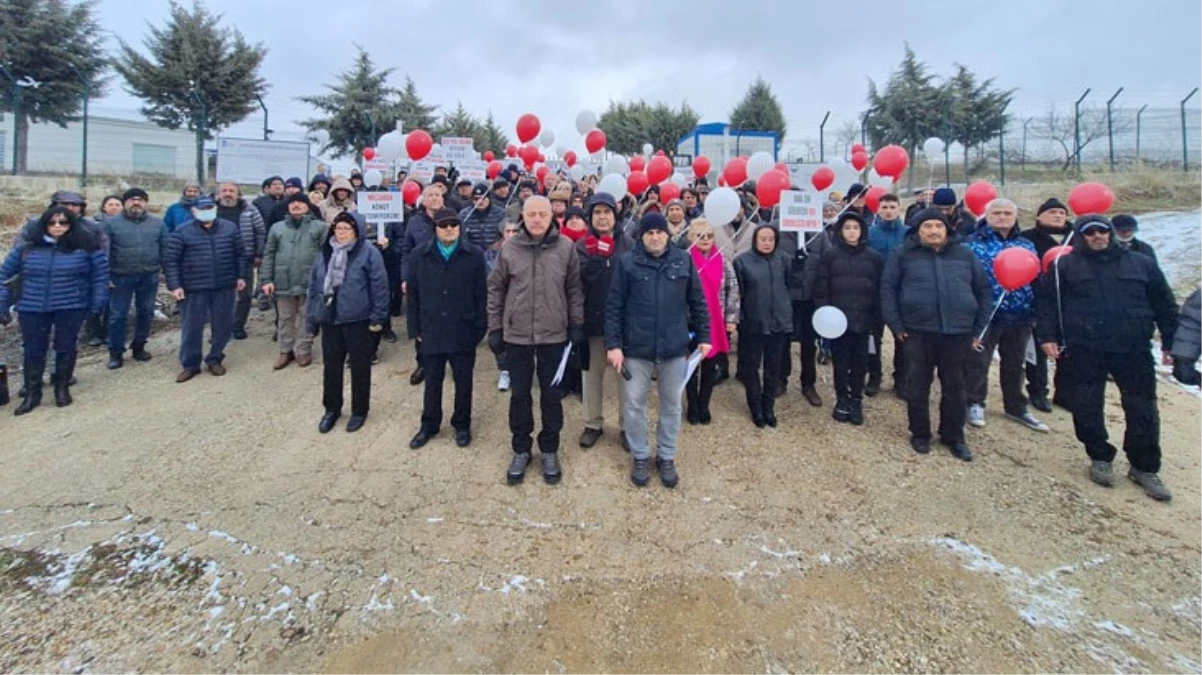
[835,120,859,158]
[1032,104,1133,170]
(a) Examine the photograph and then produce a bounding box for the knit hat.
[472,183,490,198]
[430,175,450,189]
[932,187,957,206]
[456,178,473,187]
[846,183,865,200]
[588,192,618,216]
[284,177,304,190]
[565,205,587,223]
[637,212,670,237]
[122,188,149,203]
[50,190,86,206]
[1037,197,1068,215]
[262,175,283,189]
[286,192,312,209]
[492,178,510,190]
[1111,214,1138,231]
[517,179,538,192]
[310,173,331,187]
[665,198,685,212]
[549,183,572,203]
[1076,214,1113,233]
[910,207,951,232]
[835,211,867,229]
[432,207,461,226]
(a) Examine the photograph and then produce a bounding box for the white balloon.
[397,134,410,159]
[569,164,585,181]
[555,143,567,157]
[604,155,629,177]
[812,306,848,339]
[922,137,945,157]
[363,169,383,188]
[671,173,687,187]
[703,187,741,226]
[431,143,442,157]
[868,170,893,189]
[539,129,555,148]
[310,129,330,146]
[575,110,598,135]
[747,151,774,181]
[376,131,404,162]
[642,143,654,157]
[597,173,628,202]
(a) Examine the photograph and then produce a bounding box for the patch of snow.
[362,593,394,612]
[759,544,801,560]
[409,588,433,604]
[426,517,444,523]
[498,575,529,595]
[519,517,553,529]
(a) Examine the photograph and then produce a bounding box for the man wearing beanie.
[605,212,710,488]
[163,180,203,233]
[253,176,285,226]
[881,207,993,461]
[1035,215,1179,501]
[261,191,328,369]
[929,187,977,237]
[488,196,585,486]
[461,183,505,251]
[103,187,168,370]
[1021,197,1074,412]
[1112,214,1159,266]
[664,199,690,249]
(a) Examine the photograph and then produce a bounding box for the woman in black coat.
[733,223,793,428]
[813,212,884,425]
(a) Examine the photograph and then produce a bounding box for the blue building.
[675,123,779,180]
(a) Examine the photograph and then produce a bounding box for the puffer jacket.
[460,202,506,251]
[486,226,584,345]
[104,211,168,276]
[163,218,246,292]
[604,242,710,361]
[577,230,635,337]
[1170,288,1201,361]
[0,235,108,314]
[252,193,282,227]
[400,209,437,282]
[1020,223,1071,258]
[733,224,793,335]
[216,198,266,260]
[406,239,488,354]
[799,224,838,302]
[812,235,885,334]
[305,238,390,333]
[261,214,327,296]
[880,236,992,337]
[21,216,109,253]
[867,216,907,262]
[318,177,357,224]
[966,223,1037,324]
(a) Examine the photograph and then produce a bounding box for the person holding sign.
[604,213,711,488]
[733,223,793,429]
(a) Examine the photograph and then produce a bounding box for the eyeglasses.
[47,219,70,226]
[436,222,460,229]
[695,233,714,241]
[1081,228,1110,237]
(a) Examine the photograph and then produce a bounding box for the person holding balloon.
[1020,197,1074,412]
[964,199,1049,434]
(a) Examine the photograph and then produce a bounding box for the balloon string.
[975,291,1007,350]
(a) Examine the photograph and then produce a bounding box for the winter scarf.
[691,246,731,357]
[323,237,356,296]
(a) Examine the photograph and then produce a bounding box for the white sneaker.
[498,371,511,391]
[1006,410,1050,433]
[967,404,986,427]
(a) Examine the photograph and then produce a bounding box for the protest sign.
[778,189,824,233]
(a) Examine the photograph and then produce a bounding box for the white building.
[0,111,196,178]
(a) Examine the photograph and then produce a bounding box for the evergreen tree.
[864,45,943,155]
[434,101,482,142]
[0,0,109,173]
[729,77,787,142]
[296,47,403,160]
[395,76,438,132]
[598,100,698,156]
[944,64,1014,176]
[113,0,266,139]
[480,112,510,156]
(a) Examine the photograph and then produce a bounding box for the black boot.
[54,353,75,407]
[762,394,778,427]
[14,358,45,416]
[832,397,851,423]
[745,386,765,428]
[848,397,864,426]
[685,386,700,425]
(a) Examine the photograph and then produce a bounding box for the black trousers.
[1064,348,1161,473]
[779,300,817,389]
[321,321,373,417]
[740,331,786,414]
[903,332,971,443]
[832,331,870,402]
[685,356,719,412]
[869,321,906,382]
[420,349,476,433]
[965,321,1031,415]
[1026,325,1073,403]
[507,342,566,455]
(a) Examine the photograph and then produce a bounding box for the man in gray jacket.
[216,182,266,340]
[103,188,168,369]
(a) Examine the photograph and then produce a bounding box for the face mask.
[1116,232,1136,243]
[196,209,217,222]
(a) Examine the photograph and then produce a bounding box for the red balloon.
[406,130,433,161]
[1042,245,1073,273]
[362,147,376,161]
[519,144,539,167]
[864,185,889,213]
[993,248,1040,291]
[647,156,672,184]
[564,151,577,167]
[585,129,606,154]
[487,161,503,179]
[537,152,545,163]
[536,165,549,183]
[811,166,835,192]
[483,150,495,162]
[401,180,421,206]
[755,169,791,208]
[629,155,646,172]
[1068,182,1115,215]
[964,181,998,216]
[693,155,711,178]
[505,144,518,158]
[851,143,866,154]
[659,182,681,203]
[516,113,541,144]
[851,151,869,171]
[774,162,788,174]
[873,144,910,178]
[655,150,665,156]
[723,156,748,187]
[718,176,727,187]
[627,170,650,196]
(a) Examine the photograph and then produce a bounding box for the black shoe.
[801,387,823,407]
[107,352,124,370]
[848,399,864,426]
[318,412,340,433]
[579,427,603,448]
[541,453,562,484]
[232,329,248,340]
[698,408,712,424]
[410,367,425,386]
[942,439,973,462]
[657,458,679,488]
[631,457,651,487]
[865,374,881,397]
[764,410,778,427]
[54,381,72,407]
[507,453,531,485]
[686,407,700,425]
[258,296,272,312]
[346,416,366,433]
[832,399,851,423]
[752,414,766,429]
[14,389,41,416]
[87,336,104,347]
[910,437,931,454]
[383,330,398,344]
[455,429,472,447]
[132,346,152,362]
[409,428,435,449]
[1030,395,1053,413]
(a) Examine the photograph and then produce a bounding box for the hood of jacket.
[751,222,779,256]
[327,177,355,205]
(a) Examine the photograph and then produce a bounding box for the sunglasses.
[1081,228,1110,237]
[47,219,70,226]
[695,233,714,241]
[436,222,460,229]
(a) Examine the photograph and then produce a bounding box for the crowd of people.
[1,163,1197,501]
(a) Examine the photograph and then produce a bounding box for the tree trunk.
[963,143,970,183]
[15,111,30,175]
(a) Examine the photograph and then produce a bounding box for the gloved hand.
[488,329,505,355]
[569,325,586,350]
[597,235,615,257]
[584,236,599,256]
[1173,358,1200,386]
[0,312,11,327]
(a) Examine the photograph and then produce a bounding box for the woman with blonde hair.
[684,218,739,424]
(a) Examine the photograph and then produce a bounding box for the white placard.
[441,137,474,162]
[778,189,824,233]
[216,138,310,186]
[356,191,403,225]
[409,160,436,184]
[456,160,488,183]
[362,158,393,175]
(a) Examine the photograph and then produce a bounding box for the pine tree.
[944,64,1014,177]
[113,0,266,138]
[296,47,403,160]
[480,112,509,156]
[729,77,787,142]
[395,76,438,132]
[434,102,481,141]
[598,100,699,156]
[0,0,109,173]
[864,45,943,155]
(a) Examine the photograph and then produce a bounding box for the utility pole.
[255,95,271,141]
[1073,88,1091,173]
[189,87,207,184]
[1182,88,1199,171]
[0,65,15,175]
[1021,117,1033,170]
[1106,87,1123,168]
[68,64,90,187]
[818,111,829,163]
[1135,104,1148,161]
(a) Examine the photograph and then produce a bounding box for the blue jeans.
[108,272,159,352]
[178,287,236,370]
[622,357,687,461]
[19,310,88,363]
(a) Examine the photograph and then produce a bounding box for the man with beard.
[216,182,266,340]
[1021,197,1073,412]
[103,188,166,369]
[261,193,327,369]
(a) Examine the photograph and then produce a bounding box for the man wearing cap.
[460,184,505,251]
[881,207,992,461]
[163,180,203,233]
[216,182,267,341]
[261,192,327,369]
[253,176,285,226]
[449,178,473,214]
[1112,215,1159,266]
[1021,197,1074,412]
[842,184,872,222]
[487,195,585,486]
[407,207,488,449]
[505,179,537,222]
[929,187,977,238]
[163,197,247,382]
[492,179,513,209]
[904,188,935,224]
[605,212,711,488]
[103,188,167,369]
[1036,215,1178,501]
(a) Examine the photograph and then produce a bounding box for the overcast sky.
[90,0,1202,150]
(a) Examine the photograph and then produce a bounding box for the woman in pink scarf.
[685,218,740,424]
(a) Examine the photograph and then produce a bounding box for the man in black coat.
[253,176,284,227]
[1021,197,1074,411]
[1112,214,1159,266]
[400,183,445,386]
[406,207,488,449]
[880,208,992,460]
[1035,215,1178,501]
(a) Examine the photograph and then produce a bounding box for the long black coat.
[733,227,793,336]
[880,237,991,337]
[812,236,884,335]
[577,231,635,337]
[406,239,488,355]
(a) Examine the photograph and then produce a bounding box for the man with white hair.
[964,198,1048,432]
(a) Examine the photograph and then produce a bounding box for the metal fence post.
[1106,87,1123,169]
[1182,88,1199,171]
[818,111,829,163]
[68,64,89,188]
[1073,88,1091,173]
[1021,117,1032,170]
[189,88,207,185]
[999,126,1006,186]
[256,95,270,141]
[1135,104,1147,161]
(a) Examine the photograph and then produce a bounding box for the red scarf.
[690,246,731,357]
[561,225,588,242]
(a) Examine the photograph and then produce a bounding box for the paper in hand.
[550,343,573,387]
[678,348,705,397]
